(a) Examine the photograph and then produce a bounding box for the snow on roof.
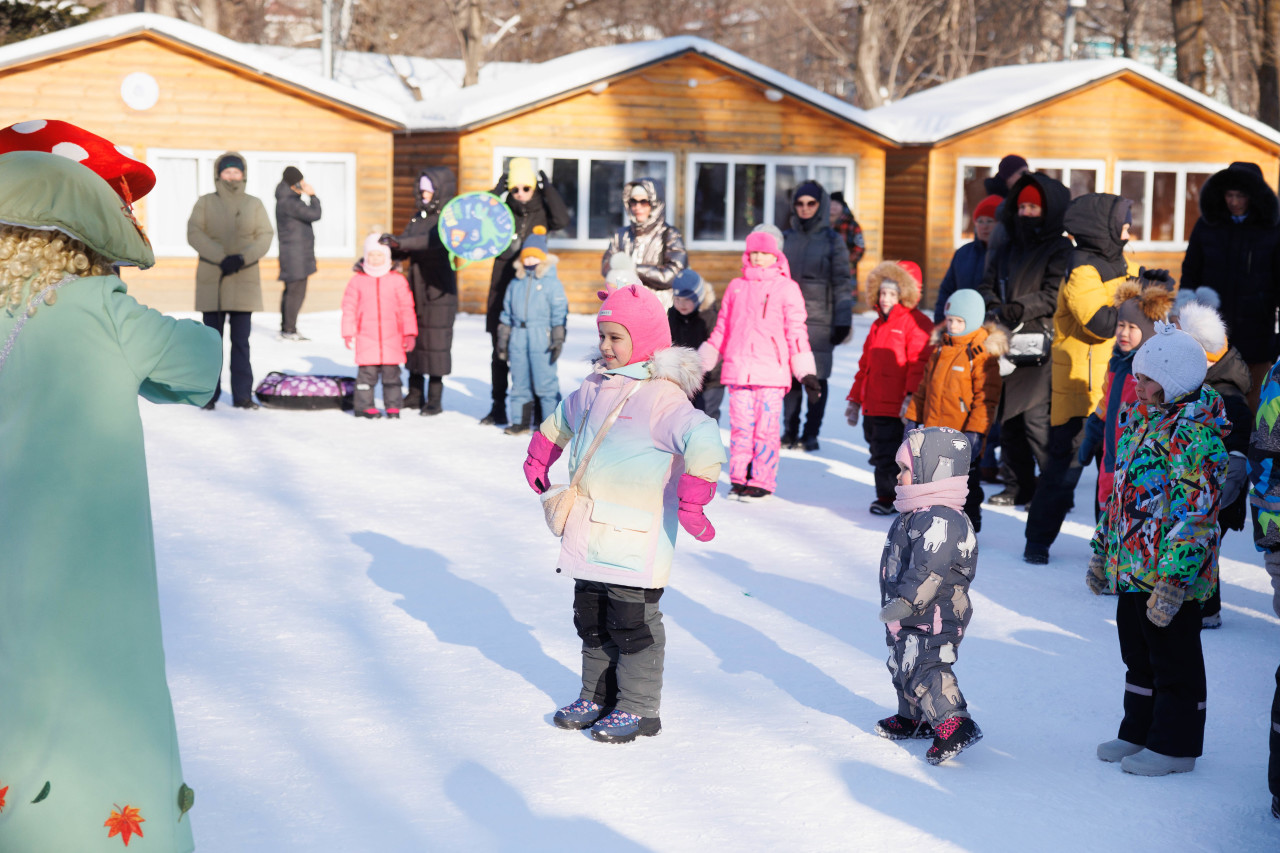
[0,12,406,126]
[401,35,897,140]
[871,57,1280,146]
[255,46,531,109]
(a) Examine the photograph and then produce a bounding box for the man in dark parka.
[274,165,321,340]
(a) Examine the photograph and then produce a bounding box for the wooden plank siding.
[912,74,1280,312]
[0,34,395,312]
[883,148,930,279]
[396,53,889,314]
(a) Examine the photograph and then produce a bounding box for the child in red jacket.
[846,260,934,514]
[341,233,417,418]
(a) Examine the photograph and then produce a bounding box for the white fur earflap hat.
[1133,321,1208,402]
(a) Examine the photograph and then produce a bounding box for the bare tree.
[1170,0,1208,90]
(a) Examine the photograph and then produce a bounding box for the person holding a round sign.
[600,178,687,310]
[384,166,458,415]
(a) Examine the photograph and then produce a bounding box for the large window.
[493,149,676,247]
[1114,162,1222,248]
[146,149,357,258]
[954,157,1105,246]
[685,155,855,249]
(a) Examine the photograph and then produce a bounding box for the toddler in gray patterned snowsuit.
[875,426,984,764]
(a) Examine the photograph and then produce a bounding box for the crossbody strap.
[0,275,77,376]
[569,380,646,488]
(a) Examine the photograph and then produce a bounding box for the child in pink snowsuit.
[699,227,819,499]
[341,232,417,418]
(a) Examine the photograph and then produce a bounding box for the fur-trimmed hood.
[513,253,560,279]
[930,320,1008,356]
[1197,161,1280,227]
[865,260,921,309]
[592,345,706,398]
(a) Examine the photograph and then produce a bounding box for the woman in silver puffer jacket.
[600,177,687,309]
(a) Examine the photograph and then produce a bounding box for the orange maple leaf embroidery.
[0,784,8,812]
[104,804,145,846]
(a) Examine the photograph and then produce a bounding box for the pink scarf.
[893,476,969,514]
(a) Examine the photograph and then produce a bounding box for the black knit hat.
[216,154,244,174]
[793,180,823,203]
[283,165,303,186]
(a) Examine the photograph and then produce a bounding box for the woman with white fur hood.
[1175,289,1254,628]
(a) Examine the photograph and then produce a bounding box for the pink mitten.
[343,336,354,349]
[524,431,563,494]
[403,335,416,351]
[677,474,717,542]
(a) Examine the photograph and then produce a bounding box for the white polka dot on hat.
[1132,321,1208,402]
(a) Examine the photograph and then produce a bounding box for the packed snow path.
[145,310,1279,851]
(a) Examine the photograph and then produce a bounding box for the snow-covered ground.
[145,309,1280,851]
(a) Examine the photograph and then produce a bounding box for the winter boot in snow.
[480,402,508,426]
[1120,748,1195,776]
[1097,738,1145,762]
[926,716,982,765]
[1272,795,1279,819]
[590,709,661,744]
[553,699,607,730]
[421,376,443,416]
[729,483,748,498]
[504,402,534,436]
[385,409,401,419]
[739,486,772,501]
[869,498,895,515]
[875,714,935,741]
[404,373,425,410]
[356,408,382,420]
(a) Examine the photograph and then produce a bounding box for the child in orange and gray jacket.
[903,289,1005,531]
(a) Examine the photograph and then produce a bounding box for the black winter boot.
[875,714,935,740]
[480,402,508,426]
[404,372,425,410]
[504,402,534,435]
[926,716,983,765]
[421,376,443,416]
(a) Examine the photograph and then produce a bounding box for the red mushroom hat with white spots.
[0,119,156,207]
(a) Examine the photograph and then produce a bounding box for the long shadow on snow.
[355,531,576,703]
[446,761,651,852]
[665,587,882,728]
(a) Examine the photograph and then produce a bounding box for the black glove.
[491,172,509,196]
[997,302,1025,327]
[801,375,823,401]
[1078,413,1104,465]
[548,326,565,364]
[219,254,244,276]
[830,325,851,346]
[538,170,550,187]
[378,233,399,248]
[496,324,511,362]
[1137,266,1175,290]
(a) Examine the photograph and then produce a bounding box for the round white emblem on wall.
[120,72,159,111]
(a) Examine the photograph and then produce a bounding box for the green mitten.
[1146,580,1186,627]
[879,598,914,623]
[1086,553,1109,595]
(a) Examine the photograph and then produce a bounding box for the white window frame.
[953,157,1106,248]
[1113,160,1226,251]
[491,147,676,249]
[145,148,358,258]
[683,153,856,251]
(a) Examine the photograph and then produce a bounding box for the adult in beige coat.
[187,151,274,409]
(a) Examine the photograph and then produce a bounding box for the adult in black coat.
[782,181,853,451]
[1181,161,1280,406]
[482,161,571,425]
[389,166,457,415]
[274,166,321,339]
[978,171,1073,508]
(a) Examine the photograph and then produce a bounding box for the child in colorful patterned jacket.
[1088,322,1228,776]
[521,282,727,744]
[875,426,983,765]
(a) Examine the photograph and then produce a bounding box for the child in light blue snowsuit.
[499,226,568,434]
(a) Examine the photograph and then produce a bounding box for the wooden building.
[0,13,404,312]
[871,59,1280,310]
[392,38,897,314]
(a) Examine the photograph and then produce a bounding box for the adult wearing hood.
[0,147,221,851]
[782,180,854,451]
[188,151,274,409]
[1024,192,1141,563]
[389,166,458,415]
[978,171,1073,508]
[274,165,321,341]
[483,158,571,425]
[599,177,688,310]
[1181,161,1280,405]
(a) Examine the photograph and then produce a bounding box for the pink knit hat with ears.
[597,284,672,365]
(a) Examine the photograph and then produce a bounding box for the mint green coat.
[0,276,221,851]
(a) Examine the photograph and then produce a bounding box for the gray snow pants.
[354,364,404,412]
[886,585,973,725]
[573,580,665,717]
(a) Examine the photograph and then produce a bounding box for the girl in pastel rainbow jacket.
[341,233,417,418]
[698,226,820,499]
[521,282,727,744]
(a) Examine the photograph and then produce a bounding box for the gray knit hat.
[1132,321,1208,402]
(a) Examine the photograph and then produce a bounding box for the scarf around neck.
[893,475,969,514]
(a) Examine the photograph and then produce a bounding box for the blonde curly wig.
[0,225,112,314]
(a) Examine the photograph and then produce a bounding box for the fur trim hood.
[592,345,706,397]
[866,260,921,309]
[1112,278,1177,319]
[1176,300,1229,355]
[513,253,560,279]
[1198,162,1280,227]
[929,320,1008,356]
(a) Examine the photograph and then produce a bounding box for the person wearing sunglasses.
[781,180,853,452]
[600,177,688,310]
[483,157,571,426]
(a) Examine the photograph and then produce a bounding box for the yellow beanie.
[507,157,537,191]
